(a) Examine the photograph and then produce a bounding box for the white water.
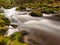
[3,7,15,17]
[2,7,60,37]
[21,20,60,36]
[4,26,19,36]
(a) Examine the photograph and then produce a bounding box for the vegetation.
[0,0,12,9]
[0,35,29,45]
[0,0,60,9]
[0,14,10,26]
[14,0,60,13]
[0,36,10,45]
[0,14,10,36]
[10,31,29,41]
[0,27,8,36]
[10,0,60,7]
[0,31,29,45]
[40,5,56,14]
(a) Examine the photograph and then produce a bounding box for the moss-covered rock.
[38,4,56,14]
[29,11,42,17]
[16,6,26,11]
[41,8,55,14]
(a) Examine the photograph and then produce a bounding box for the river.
[2,7,60,45]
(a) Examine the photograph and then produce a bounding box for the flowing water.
[2,7,60,45]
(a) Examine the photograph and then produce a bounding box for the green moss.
[0,31,29,45]
[29,11,42,17]
[55,6,60,12]
[39,4,47,7]
[0,36,10,45]
[47,8,55,13]
[0,27,8,36]
[41,7,55,14]
[0,36,29,45]
[16,6,26,11]
[10,31,29,42]
[0,14,10,26]
[0,14,10,35]
[24,4,40,9]
[0,35,29,45]
[10,40,29,45]
[39,4,56,14]
[3,5,12,9]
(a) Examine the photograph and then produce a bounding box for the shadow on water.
[27,28,60,45]
[43,16,60,22]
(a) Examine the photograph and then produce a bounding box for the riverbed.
[1,7,60,45]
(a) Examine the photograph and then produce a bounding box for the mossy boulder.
[16,6,26,11]
[29,11,42,17]
[39,4,56,14]
[41,8,55,14]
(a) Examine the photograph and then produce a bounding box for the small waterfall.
[3,7,16,17]
[5,26,19,36]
